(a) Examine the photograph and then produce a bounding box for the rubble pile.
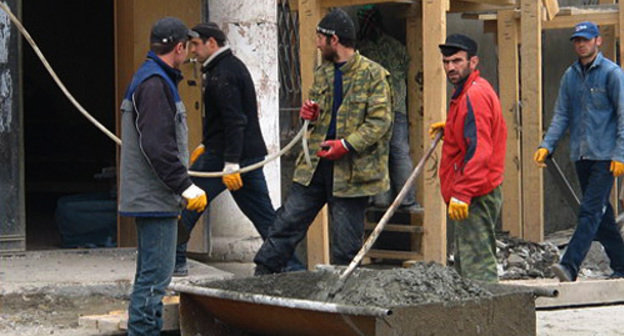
[496,235,560,280]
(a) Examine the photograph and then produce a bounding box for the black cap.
[317,8,356,42]
[439,34,478,57]
[150,17,198,45]
[192,22,226,42]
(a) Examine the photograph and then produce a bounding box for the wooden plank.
[521,0,544,242]
[367,249,423,260]
[459,0,516,5]
[620,1,624,68]
[497,10,522,238]
[542,0,559,21]
[503,279,624,308]
[300,0,330,269]
[364,223,424,233]
[543,11,619,30]
[449,1,516,13]
[421,0,447,264]
[320,0,412,8]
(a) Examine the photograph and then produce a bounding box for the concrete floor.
[2,248,624,335]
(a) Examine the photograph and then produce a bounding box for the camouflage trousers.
[451,185,502,283]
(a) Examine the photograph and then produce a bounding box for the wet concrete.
[203,262,492,308]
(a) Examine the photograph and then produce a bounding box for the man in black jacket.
[174,22,304,275]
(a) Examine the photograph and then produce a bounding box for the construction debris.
[496,235,560,280]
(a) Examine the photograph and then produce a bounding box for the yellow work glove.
[611,160,624,177]
[448,197,469,221]
[222,162,243,191]
[182,184,207,212]
[533,148,549,168]
[190,144,205,165]
[429,121,445,140]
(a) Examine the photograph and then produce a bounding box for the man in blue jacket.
[119,17,207,335]
[534,22,624,282]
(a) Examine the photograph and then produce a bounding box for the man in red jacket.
[430,34,507,282]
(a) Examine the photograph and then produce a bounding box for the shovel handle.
[338,132,443,282]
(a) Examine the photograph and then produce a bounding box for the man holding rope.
[253,9,393,275]
[174,22,304,276]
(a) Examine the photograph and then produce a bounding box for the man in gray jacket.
[118,17,207,335]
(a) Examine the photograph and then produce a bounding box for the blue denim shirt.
[540,52,624,163]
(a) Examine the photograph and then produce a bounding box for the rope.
[0,2,304,178]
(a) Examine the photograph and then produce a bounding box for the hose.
[0,2,305,178]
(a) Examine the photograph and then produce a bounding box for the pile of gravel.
[496,235,560,280]
[202,262,492,308]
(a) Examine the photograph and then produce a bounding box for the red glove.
[300,100,320,121]
[316,139,349,160]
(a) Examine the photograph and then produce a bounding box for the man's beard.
[322,48,338,62]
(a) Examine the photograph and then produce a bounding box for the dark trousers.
[176,151,303,270]
[560,160,624,280]
[254,160,369,272]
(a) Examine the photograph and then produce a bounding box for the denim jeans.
[373,111,416,206]
[176,151,304,270]
[127,216,177,336]
[560,160,624,280]
[254,159,369,272]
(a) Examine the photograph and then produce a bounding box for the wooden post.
[406,1,424,251]
[300,0,330,269]
[421,0,447,264]
[497,11,522,238]
[521,0,544,242]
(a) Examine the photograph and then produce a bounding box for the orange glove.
[190,144,205,165]
[182,184,207,212]
[300,100,320,121]
[448,197,469,221]
[316,139,349,160]
[222,162,243,191]
[533,148,549,168]
[429,121,445,140]
[610,160,624,177]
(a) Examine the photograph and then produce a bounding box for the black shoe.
[608,272,624,279]
[254,264,275,276]
[550,264,573,282]
[172,263,188,277]
[399,202,423,213]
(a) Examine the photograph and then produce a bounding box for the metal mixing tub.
[171,280,547,336]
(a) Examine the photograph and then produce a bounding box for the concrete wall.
[205,0,280,260]
[0,0,25,252]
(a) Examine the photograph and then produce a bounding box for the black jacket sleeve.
[213,73,247,163]
[133,76,192,194]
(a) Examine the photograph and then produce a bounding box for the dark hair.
[323,34,355,49]
[199,36,225,47]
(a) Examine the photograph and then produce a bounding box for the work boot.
[254,264,275,276]
[550,264,572,282]
[608,272,624,280]
[172,263,188,277]
[399,202,423,213]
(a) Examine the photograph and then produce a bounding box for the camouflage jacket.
[293,52,393,197]
[358,33,409,114]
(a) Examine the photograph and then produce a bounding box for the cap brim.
[570,32,597,40]
[438,42,469,51]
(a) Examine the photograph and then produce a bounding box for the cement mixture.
[203,262,492,307]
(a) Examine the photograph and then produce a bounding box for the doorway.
[22,0,116,250]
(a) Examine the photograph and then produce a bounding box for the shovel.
[325,132,443,300]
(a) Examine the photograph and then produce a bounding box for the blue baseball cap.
[570,21,600,40]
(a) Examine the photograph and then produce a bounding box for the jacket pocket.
[590,87,609,110]
[350,145,385,184]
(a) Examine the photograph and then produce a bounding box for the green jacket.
[293,52,393,197]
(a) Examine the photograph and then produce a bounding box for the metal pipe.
[170,283,392,317]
